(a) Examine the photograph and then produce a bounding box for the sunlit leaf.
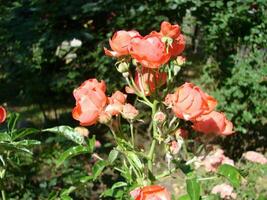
[56,145,89,167]
[186,173,201,200]
[92,160,107,180]
[108,149,119,164]
[43,126,85,145]
[218,164,242,187]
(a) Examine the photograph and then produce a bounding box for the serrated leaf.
[43,126,85,145]
[92,160,106,180]
[56,145,89,167]
[218,164,242,187]
[108,149,119,164]
[186,173,200,200]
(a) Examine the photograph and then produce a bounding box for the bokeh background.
[0,0,266,199]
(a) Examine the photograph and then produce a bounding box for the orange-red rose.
[0,106,6,124]
[129,35,171,68]
[126,68,167,96]
[72,79,108,126]
[159,21,186,57]
[169,34,186,57]
[165,82,217,120]
[104,30,140,57]
[130,185,171,200]
[192,111,234,135]
[160,21,181,39]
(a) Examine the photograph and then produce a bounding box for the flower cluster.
[104,21,185,69]
[72,78,138,126]
[165,82,233,136]
[71,21,236,199]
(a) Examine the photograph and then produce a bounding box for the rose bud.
[154,111,166,123]
[122,103,139,120]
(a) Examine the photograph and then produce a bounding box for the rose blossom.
[169,34,186,57]
[192,111,234,136]
[104,30,140,57]
[160,21,181,39]
[165,82,217,120]
[129,35,171,68]
[130,185,171,200]
[126,68,167,96]
[72,79,108,126]
[0,106,6,124]
[243,151,267,164]
[159,21,186,57]
[211,183,237,199]
[105,91,127,116]
[195,149,234,172]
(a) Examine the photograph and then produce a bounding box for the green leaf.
[12,128,39,140]
[111,181,127,190]
[15,139,41,146]
[186,173,200,200]
[127,151,143,170]
[179,194,191,200]
[108,149,119,164]
[87,135,96,153]
[43,126,85,145]
[92,160,106,180]
[0,132,11,141]
[7,113,19,132]
[60,186,76,196]
[56,145,89,167]
[0,142,33,154]
[218,164,242,187]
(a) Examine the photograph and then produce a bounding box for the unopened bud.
[175,56,186,66]
[169,140,183,155]
[117,62,129,73]
[74,126,89,137]
[122,72,129,78]
[153,111,166,123]
[98,112,112,124]
[132,59,138,66]
[122,103,139,120]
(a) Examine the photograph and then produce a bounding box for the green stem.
[130,121,134,147]
[147,100,158,172]
[1,190,6,200]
